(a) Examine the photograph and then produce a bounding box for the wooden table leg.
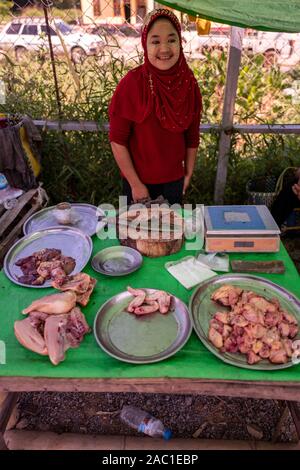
[0,393,19,450]
[287,401,300,442]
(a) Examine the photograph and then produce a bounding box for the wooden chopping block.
[231,260,285,274]
[117,207,184,257]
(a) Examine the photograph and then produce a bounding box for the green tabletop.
[0,235,299,382]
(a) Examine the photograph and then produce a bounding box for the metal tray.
[91,246,143,276]
[23,203,105,237]
[189,274,300,370]
[4,227,93,288]
[94,289,192,364]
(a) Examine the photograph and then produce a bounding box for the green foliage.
[0,0,13,18]
[10,5,82,23]
[1,48,300,205]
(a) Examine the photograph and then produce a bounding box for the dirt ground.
[15,234,300,443]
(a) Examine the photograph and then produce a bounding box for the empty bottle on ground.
[120,405,172,439]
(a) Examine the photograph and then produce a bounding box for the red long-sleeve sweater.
[109,110,200,185]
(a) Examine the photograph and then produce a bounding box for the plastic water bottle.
[120,405,172,440]
[0,173,8,190]
[0,173,23,209]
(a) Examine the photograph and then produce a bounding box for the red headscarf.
[109,8,202,133]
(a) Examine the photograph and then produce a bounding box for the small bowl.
[91,246,143,276]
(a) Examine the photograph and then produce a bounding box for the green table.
[0,235,300,401]
[1,236,300,449]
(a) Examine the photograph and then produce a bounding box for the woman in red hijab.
[109,8,202,205]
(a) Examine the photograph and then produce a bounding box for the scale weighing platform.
[204,205,280,252]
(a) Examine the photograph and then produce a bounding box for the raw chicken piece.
[208,327,223,349]
[278,322,290,337]
[126,287,172,315]
[248,296,277,313]
[209,318,224,334]
[14,317,48,356]
[22,291,77,315]
[258,344,270,359]
[211,285,242,306]
[157,291,171,314]
[60,256,76,275]
[288,324,299,338]
[282,339,293,357]
[214,312,230,324]
[247,351,261,364]
[52,273,97,306]
[44,314,69,365]
[269,349,288,364]
[52,273,91,294]
[282,310,298,325]
[15,249,75,286]
[44,307,90,365]
[133,304,160,315]
[127,286,146,297]
[242,304,260,323]
[143,290,171,314]
[65,307,91,347]
[264,311,283,327]
[76,278,97,306]
[127,293,146,312]
[223,336,238,353]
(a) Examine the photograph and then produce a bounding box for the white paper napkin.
[165,256,217,289]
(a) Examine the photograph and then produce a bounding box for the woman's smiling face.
[146,18,180,70]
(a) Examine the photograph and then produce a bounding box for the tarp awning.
[158,0,300,33]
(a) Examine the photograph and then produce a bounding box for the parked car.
[0,18,105,62]
[244,30,300,65]
[182,24,300,65]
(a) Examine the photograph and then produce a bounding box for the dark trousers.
[122,177,184,206]
[270,181,300,227]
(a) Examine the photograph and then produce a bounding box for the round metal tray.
[4,227,93,288]
[91,246,143,276]
[94,289,192,364]
[190,274,300,370]
[23,203,105,237]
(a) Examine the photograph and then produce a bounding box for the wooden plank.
[231,260,285,274]
[214,27,245,204]
[4,430,300,450]
[0,201,43,261]
[287,401,300,441]
[0,377,299,401]
[0,392,18,450]
[0,189,37,238]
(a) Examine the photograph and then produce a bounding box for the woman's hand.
[183,174,191,195]
[131,182,150,202]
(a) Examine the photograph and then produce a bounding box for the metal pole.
[41,0,63,121]
[214,27,244,204]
